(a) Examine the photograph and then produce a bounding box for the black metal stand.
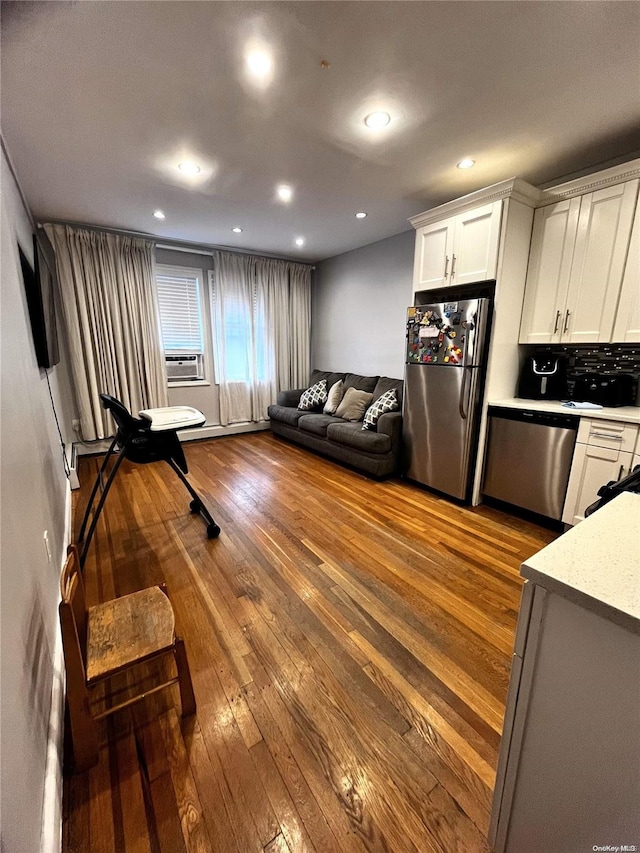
[78,439,220,570]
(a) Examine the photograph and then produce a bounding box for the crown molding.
[409,177,542,229]
[537,158,640,207]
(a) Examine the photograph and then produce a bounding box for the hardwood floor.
[63,432,556,853]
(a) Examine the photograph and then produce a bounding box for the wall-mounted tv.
[19,228,60,368]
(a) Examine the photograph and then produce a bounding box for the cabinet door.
[562,443,634,526]
[451,201,502,285]
[518,198,581,345]
[562,180,639,343]
[413,218,455,291]
[612,197,640,343]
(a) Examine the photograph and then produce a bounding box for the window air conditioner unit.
[165,354,204,381]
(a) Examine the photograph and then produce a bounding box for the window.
[156,265,205,382]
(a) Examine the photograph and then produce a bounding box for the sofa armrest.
[376,411,403,454]
[277,388,305,407]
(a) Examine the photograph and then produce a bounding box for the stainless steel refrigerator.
[402,297,491,501]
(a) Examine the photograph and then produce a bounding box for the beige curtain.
[211,253,311,426]
[45,224,168,440]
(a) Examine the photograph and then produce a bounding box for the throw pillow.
[335,387,373,422]
[298,379,328,411]
[323,379,344,415]
[362,388,399,430]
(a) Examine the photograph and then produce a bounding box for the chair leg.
[166,459,220,539]
[77,435,118,544]
[174,637,196,717]
[67,696,99,773]
[80,440,129,568]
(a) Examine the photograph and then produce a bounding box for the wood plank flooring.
[63,432,556,853]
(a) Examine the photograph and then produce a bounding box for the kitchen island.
[490,492,640,852]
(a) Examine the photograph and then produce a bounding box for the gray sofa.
[267,370,404,478]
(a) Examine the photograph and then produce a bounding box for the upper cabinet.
[612,199,640,343]
[519,177,639,345]
[413,201,502,291]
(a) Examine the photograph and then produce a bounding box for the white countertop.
[521,492,640,633]
[490,397,640,424]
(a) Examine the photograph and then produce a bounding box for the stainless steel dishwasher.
[482,407,578,520]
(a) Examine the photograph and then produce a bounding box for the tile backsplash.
[528,344,640,404]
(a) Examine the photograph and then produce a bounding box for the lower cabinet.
[562,418,639,525]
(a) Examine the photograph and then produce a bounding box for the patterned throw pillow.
[323,379,344,415]
[298,379,328,411]
[362,388,399,430]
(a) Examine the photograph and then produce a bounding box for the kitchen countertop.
[521,492,640,633]
[489,397,640,424]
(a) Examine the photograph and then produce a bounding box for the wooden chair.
[59,545,196,772]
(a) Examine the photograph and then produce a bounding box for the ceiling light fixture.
[277,184,293,203]
[153,210,166,220]
[178,161,201,175]
[364,111,391,129]
[231,227,243,233]
[246,49,272,79]
[294,237,305,247]
[457,158,476,169]
[355,211,367,219]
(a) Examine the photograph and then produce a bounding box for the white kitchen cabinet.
[519,179,639,344]
[612,196,640,342]
[563,417,639,526]
[413,201,501,292]
[518,198,580,345]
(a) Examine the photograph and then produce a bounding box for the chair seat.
[86,586,175,682]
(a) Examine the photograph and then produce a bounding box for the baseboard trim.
[39,482,71,853]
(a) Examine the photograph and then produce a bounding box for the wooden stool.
[59,545,196,772]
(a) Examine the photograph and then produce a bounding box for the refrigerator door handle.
[459,366,470,420]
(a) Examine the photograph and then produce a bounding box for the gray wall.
[1,148,75,853]
[312,230,414,380]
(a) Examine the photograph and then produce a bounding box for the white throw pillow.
[323,379,344,415]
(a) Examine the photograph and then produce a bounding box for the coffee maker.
[517,354,568,400]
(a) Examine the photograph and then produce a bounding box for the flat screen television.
[19,228,60,368]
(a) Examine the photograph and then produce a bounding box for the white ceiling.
[2,1,639,262]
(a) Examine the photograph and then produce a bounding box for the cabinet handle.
[563,309,571,333]
[451,254,457,278]
[553,310,561,334]
[589,432,623,441]
[444,255,450,279]
[618,465,625,480]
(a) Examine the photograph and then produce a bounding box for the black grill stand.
[77,395,220,569]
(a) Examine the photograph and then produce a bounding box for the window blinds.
[156,271,203,353]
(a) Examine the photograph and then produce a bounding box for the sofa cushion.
[298,414,344,436]
[362,388,400,430]
[323,379,344,415]
[335,387,373,421]
[343,372,379,394]
[267,404,306,427]
[310,370,345,393]
[327,421,391,455]
[372,376,404,408]
[298,379,328,411]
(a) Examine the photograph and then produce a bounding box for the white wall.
[1,148,75,853]
[312,230,414,380]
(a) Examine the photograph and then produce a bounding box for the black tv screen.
[19,229,60,368]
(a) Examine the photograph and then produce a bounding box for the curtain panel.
[45,224,168,440]
[211,252,311,426]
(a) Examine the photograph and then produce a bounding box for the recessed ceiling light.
[178,161,201,175]
[364,111,391,129]
[153,210,166,220]
[457,158,476,169]
[355,211,367,219]
[246,50,272,78]
[294,237,305,247]
[277,184,293,203]
[231,227,243,233]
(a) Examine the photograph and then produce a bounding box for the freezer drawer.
[482,408,578,520]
